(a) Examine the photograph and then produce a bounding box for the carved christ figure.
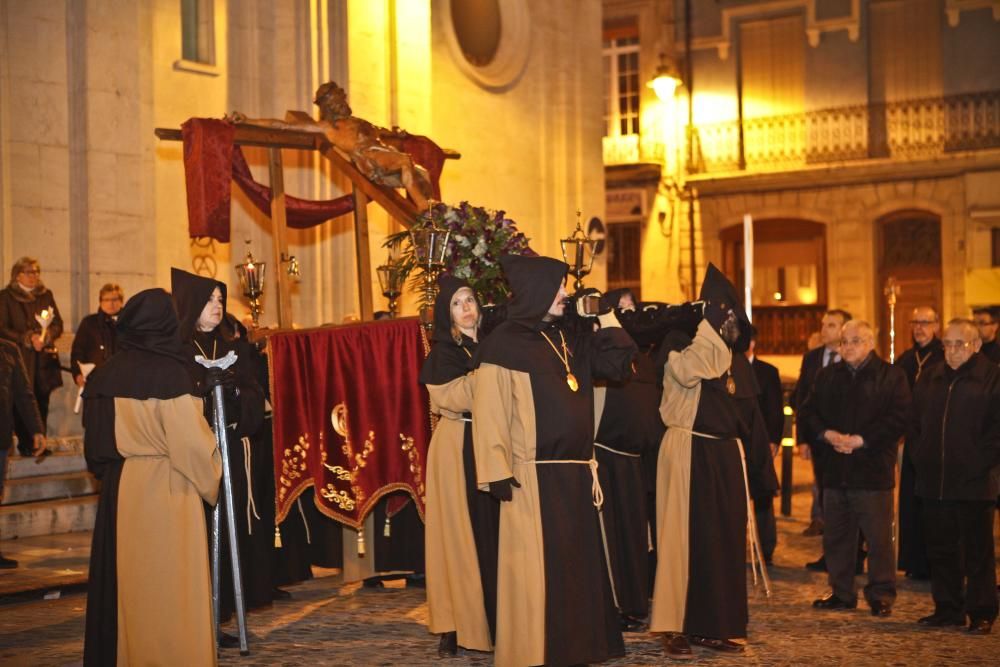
[228,81,433,211]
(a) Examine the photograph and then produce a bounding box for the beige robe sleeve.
[427,372,474,417]
[666,319,733,388]
[161,395,222,505]
[472,362,514,489]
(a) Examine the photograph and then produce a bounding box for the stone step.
[1,471,99,505]
[0,495,97,539]
[6,451,89,480]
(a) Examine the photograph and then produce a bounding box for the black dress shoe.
[272,587,292,600]
[802,519,824,536]
[689,636,745,653]
[0,555,18,569]
[805,556,827,572]
[870,601,892,617]
[812,593,857,610]
[438,631,458,657]
[967,618,993,634]
[917,612,965,627]
[660,633,694,660]
[218,632,241,648]
[620,614,646,632]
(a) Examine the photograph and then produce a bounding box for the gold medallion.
[566,372,579,392]
[726,375,736,395]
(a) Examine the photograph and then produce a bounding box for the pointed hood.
[431,274,477,343]
[500,254,567,331]
[699,262,752,352]
[170,267,227,340]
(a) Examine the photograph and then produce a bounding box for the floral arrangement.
[385,201,535,305]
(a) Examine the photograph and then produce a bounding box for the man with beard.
[472,254,635,667]
[896,306,944,581]
[650,264,759,659]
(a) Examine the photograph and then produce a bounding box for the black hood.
[170,267,227,340]
[83,288,195,401]
[699,262,752,352]
[432,275,477,343]
[500,254,567,331]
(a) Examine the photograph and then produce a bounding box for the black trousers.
[13,390,49,455]
[822,488,895,606]
[753,496,776,562]
[922,498,998,622]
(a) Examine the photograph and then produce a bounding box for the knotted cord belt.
[664,425,772,597]
[523,457,618,608]
[594,442,641,458]
[241,436,261,534]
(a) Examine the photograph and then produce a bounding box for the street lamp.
[560,212,596,292]
[410,216,451,329]
[235,244,266,327]
[376,254,406,318]
[648,52,682,100]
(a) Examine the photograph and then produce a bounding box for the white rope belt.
[594,442,641,458]
[664,425,772,597]
[527,457,603,509]
[242,436,261,534]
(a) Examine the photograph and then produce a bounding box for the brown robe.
[425,376,492,650]
[115,395,221,665]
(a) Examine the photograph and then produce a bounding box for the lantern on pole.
[235,243,266,327]
[560,212,597,291]
[410,213,450,329]
[376,254,406,318]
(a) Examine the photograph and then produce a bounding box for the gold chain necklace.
[914,347,933,382]
[193,337,217,361]
[540,329,579,392]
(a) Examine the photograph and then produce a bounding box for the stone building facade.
[601,0,1000,362]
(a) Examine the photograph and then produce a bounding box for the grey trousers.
[822,487,896,606]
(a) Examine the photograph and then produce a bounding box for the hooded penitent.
[699,262,752,353]
[472,254,634,667]
[82,289,220,667]
[419,274,500,651]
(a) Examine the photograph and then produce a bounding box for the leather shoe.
[917,612,965,627]
[870,601,892,617]
[967,618,993,634]
[217,632,241,649]
[620,614,646,632]
[805,556,827,572]
[438,631,458,657]
[689,636,745,653]
[660,633,695,660]
[802,519,824,536]
[0,555,18,569]
[812,593,857,610]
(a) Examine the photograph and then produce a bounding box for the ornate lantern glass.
[410,221,451,329]
[560,215,596,291]
[376,257,406,318]
[235,248,266,327]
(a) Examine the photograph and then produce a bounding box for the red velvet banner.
[269,318,432,527]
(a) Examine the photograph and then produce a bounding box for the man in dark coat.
[799,320,910,617]
[973,306,1000,364]
[895,306,944,580]
[793,309,852,539]
[71,284,124,387]
[0,339,46,567]
[910,318,1000,633]
[0,256,64,455]
[472,254,634,667]
[747,329,784,564]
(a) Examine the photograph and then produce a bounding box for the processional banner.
[269,318,432,528]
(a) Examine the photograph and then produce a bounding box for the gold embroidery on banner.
[328,402,375,509]
[278,434,310,504]
[400,433,426,505]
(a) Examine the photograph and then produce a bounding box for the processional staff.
[884,277,900,363]
[197,351,251,656]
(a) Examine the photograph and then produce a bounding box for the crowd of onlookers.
[792,305,1000,633]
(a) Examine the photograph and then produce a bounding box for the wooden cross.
[154,123,456,326]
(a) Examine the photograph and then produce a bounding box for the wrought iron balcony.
[691,90,1000,174]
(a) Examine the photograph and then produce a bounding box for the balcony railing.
[689,90,1000,174]
[752,305,826,356]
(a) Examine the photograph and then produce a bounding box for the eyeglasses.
[100,296,123,303]
[19,269,40,276]
[909,320,936,326]
[839,337,870,347]
[942,340,973,350]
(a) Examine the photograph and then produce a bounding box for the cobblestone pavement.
[1,458,998,666]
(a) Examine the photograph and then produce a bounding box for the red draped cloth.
[269,318,432,527]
